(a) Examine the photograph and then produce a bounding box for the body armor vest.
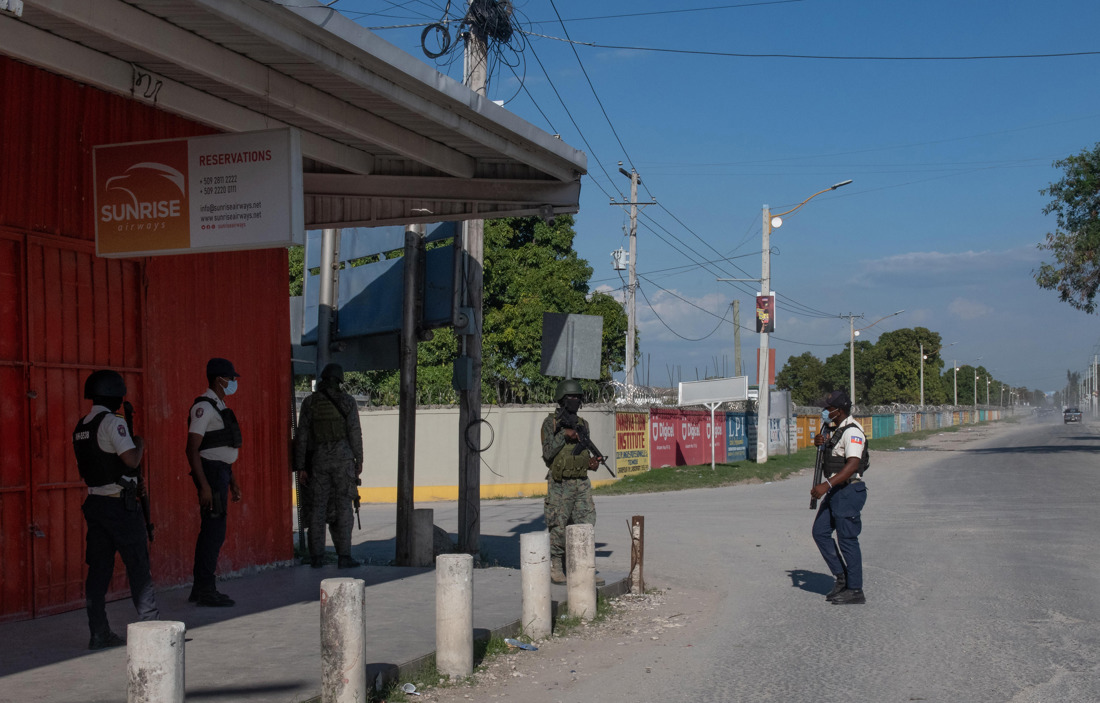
[309,390,347,443]
[548,416,592,481]
[192,397,243,450]
[824,424,869,477]
[73,412,129,487]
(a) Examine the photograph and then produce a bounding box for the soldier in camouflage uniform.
[542,379,602,584]
[294,363,364,569]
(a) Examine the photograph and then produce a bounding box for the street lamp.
[920,341,955,408]
[850,309,905,405]
[986,377,992,405]
[955,356,980,406]
[756,179,852,464]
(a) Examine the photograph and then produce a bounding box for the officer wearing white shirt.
[73,370,158,649]
[811,390,869,605]
[186,357,243,607]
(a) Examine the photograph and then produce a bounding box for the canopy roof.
[3,0,586,227]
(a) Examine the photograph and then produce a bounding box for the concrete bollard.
[127,621,185,703]
[520,531,552,640]
[412,508,435,567]
[435,553,473,678]
[565,523,596,621]
[320,578,366,703]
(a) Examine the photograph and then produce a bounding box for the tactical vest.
[73,411,130,487]
[309,390,347,444]
[824,424,870,477]
[191,397,243,450]
[548,416,592,481]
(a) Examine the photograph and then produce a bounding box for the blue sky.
[337,0,1100,395]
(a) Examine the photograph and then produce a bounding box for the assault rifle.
[810,439,825,510]
[122,401,155,541]
[354,478,362,530]
[559,413,616,478]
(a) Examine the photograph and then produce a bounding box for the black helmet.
[84,370,127,399]
[554,378,583,403]
[320,363,344,382]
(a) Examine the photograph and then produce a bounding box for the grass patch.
[595,420,1009,495]
[594,447,817,496]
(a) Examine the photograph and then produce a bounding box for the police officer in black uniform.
[73,370,159,649]
[811,390,869,604]
[186,358,243,607]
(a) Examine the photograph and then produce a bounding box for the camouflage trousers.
[307,445,358,558]
[544,477,596,561]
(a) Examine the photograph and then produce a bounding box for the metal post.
[919,342,925,408]
[756,206,771,464]
[953,361,958,406]
[316,228,341,374]
[396,225,422,565]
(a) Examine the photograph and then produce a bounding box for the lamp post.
[755,179,852,464]
[986,377,991,406]
[849,310,905,405]
[920,341,955,408]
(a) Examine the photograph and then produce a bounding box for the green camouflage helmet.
[554,378,583,403]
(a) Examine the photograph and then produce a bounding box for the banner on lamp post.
[755,292,775,333]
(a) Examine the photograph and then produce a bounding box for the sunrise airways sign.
[92,128,303,257]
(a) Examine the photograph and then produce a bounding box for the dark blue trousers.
[82,494,159,636]
[192,459,232,595]
[812,480,867,590]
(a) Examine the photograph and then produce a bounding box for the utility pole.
[757,206,772,464]
[622,166,639,397]
[457,17,487,555]
[732,300,742,377]
[849,314,856,404]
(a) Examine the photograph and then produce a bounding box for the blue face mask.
[223,378,238,396]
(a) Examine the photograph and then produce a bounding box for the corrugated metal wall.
[0,56,292,621]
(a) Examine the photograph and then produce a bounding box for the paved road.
[453,415,1100,703]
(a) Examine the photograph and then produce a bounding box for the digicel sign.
[93,128,303,258]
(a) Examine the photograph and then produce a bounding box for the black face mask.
[562,397,582,414]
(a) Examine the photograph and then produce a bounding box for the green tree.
[864,327,944,404]
[775,351,826,405]
[288,245,305,297]
[1034,143,1100,312]
[821,340,873,405]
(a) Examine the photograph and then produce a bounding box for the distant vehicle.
[1063,407,1082,424]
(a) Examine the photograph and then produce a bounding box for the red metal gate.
[0,231,31,622]
[0,232,144,619]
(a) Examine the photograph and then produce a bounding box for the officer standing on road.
[541,379,603,585]
[73,370,159,649]
[294,363,363,569]
[811,389,869,604]
[186,357,243,607]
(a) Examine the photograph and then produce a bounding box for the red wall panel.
[0,56,293,618]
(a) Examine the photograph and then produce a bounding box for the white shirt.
[83,405,137,495]
[188,388,239,464]
[830,415,867,477]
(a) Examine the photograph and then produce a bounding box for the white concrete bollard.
[412,508,435,567]
[320,578,367,703]
[565,523,597,621]
[520,531,552,640]
[127,621,185,703]
[435,553,474,678]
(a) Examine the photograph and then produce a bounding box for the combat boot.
[825,573,847,601]
[550,557,566,584]
[830,588,866,605]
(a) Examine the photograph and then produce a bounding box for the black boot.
[830,588,866,605]
[825,574,847,601]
